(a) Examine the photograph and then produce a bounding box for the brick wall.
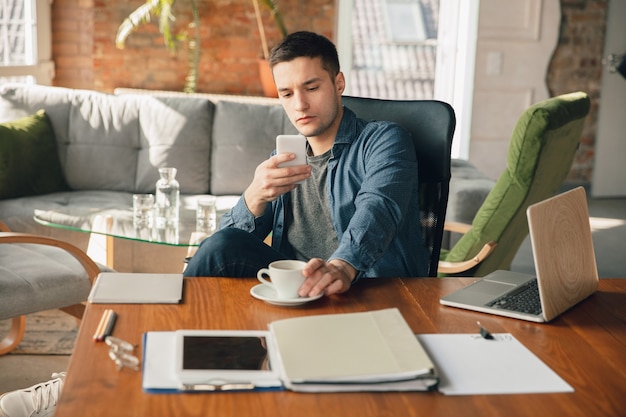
[51,0,334,95]
[51,0,95,89]
[547,0,608,184]
[50,0,607,184]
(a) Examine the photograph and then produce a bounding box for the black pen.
[477,321,494,340]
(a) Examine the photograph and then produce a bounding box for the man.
[184,31,429,296]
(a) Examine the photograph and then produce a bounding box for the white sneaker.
[0,372,66,417]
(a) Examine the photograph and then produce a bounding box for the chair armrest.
[438,241,498,274]
[444,221,472,234]
[0,232,101,285]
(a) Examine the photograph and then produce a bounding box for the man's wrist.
[328,259,358,283]
[243,189,266,218]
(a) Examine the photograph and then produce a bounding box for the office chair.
[343,96,456,277]
[438,91,591,276]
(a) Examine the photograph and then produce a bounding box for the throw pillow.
[0,110,69,199]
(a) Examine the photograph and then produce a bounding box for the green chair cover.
[441,91,591,277]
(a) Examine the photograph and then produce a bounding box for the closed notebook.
[268,308,438,392]
[88,272,183,304]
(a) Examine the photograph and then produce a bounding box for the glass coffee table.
[34,206,211,269]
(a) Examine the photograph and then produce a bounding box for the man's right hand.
[243,153,311,217]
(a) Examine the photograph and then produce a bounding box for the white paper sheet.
[416,333,574,395]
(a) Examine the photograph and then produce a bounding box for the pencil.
[93,309,111,341]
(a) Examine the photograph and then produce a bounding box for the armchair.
[0,220,100,354]
[438,91,591,276]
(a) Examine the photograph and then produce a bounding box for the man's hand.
[244,153,311,217]
[300,258,357,297]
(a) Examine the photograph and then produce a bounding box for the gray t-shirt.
[286,148,338,261]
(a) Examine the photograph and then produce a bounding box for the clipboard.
[416,333,574,395]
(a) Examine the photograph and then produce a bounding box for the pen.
[102,310,118,340]
[93,309,117,342]
[93,309,110,341]
[477,321,495,340]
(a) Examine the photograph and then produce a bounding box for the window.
[337,0,478,159]
[0,0,54,85]
[384,0,427,43]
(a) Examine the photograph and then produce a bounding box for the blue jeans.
[183,228,286,277]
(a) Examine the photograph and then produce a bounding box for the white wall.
[592,0,626,197]
[469,0,560,180]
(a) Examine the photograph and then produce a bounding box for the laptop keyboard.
[486,278,542,315]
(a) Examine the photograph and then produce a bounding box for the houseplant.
[115,0,286,96]
[115,0,201,93]
[253,0,288,97]
[253,0,288,60]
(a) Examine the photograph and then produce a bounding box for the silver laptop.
[440,187,599,322]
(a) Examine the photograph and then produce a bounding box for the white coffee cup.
[257,260,306,300]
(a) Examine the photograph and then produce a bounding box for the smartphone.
[276,134,307,167]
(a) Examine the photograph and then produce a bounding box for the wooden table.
[56,278,626,417]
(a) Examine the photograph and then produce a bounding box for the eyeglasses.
[105,336,140,371]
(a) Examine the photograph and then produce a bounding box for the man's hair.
[269,31,340,79]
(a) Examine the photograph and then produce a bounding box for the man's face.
[272,56,345,142]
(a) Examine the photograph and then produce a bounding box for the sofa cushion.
[65,92,141,191]
[63,93,214,194]
[211,100,297,195]
[136,96,213,194]
[0,110,69,199]
[447,159,495,224]
[0,84,73,141]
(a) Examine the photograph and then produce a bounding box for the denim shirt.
[220,106,429,278]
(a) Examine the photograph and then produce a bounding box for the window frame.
[0,0,54,85]
[336,0,479,160]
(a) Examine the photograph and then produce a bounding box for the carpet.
[0,310,78,355]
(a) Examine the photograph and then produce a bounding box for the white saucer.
[250,284,323,306]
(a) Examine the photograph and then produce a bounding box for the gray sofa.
[0,83,493,273]
[0,83,299,272]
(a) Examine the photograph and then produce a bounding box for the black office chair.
[342,96,456,277]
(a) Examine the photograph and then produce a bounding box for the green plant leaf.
[115,0,177,52]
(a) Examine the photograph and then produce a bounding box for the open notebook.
[440,187,599,322]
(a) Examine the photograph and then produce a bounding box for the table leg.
[87,215,115,269]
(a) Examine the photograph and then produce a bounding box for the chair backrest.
[443,91,591,276]
[342,96,456,277]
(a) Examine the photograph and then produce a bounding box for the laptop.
[440,187,599,322]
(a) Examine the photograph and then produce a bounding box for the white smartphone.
[276,134,307,167]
